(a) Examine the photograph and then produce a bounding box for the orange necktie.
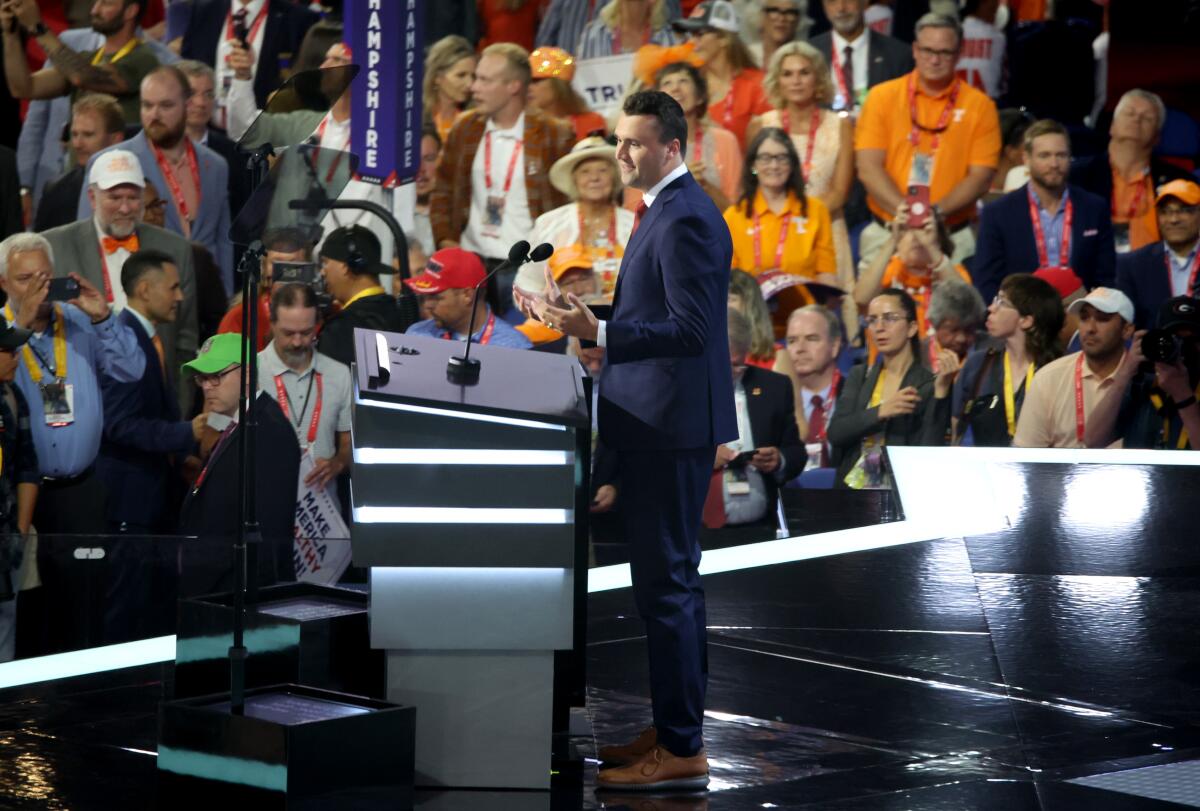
[152,333,166,379]
[102,234,139,254]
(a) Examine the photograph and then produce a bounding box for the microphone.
[529,242,554,263]
[446,240,532,385]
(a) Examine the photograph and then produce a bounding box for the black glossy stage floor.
[2,449,1200,809]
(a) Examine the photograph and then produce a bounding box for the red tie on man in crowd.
[806,394,828,468]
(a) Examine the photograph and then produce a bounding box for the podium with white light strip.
[350,328,590,789]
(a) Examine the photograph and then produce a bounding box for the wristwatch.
[1174,394,1198,411]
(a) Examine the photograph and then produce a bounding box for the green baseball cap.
[182,333,244,375]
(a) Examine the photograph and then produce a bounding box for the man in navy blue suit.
[518,90,736,792]
[99,249,204,641]
[1116,179,1200,329]
[972,119,1115,303]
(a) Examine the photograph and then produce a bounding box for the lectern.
[350,328,590,789]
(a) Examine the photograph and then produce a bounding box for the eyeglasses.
[754,153,791,167]
[193,366,240,389]
[145,199,168,211]
[915,45,958,61]
[864,312,909,327]
[764,7,800,18]
[991,294,1016,310]
[1158,204,1200,218]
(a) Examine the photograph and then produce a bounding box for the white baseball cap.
[673,0,740,34]
[89,149,145,190]
[1066,287,1135,324]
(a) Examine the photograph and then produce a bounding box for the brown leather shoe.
[597,725,658,765]
[596,745,709,792]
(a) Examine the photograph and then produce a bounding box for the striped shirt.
[536,0,682,53]
[576,19,679,59]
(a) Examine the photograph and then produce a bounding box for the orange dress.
[707,68,772,150]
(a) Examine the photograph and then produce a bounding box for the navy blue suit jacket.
[181,0,320,110]
[1116,241,1172,330]
[972,184,1115,303]
[599,171,738,451]
[98,310,195,529]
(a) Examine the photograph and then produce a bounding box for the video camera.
[1142,297,1200,366]
[273,260,335,316]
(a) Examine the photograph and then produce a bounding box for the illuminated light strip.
[354,448,573,466]
[354,394,567,431]
[158,745,286,790]
[0,634,175,690]
[175,625,301,664]
[354,506,573,524]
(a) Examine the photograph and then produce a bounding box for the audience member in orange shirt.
[477,0,546,51]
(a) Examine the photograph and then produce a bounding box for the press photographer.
[1084,296,1200,450]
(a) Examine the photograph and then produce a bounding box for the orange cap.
[548,244,594,281]
[530,47,576,81]
[1156,179,1200,207]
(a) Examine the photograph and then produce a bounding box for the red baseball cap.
[405,248,486,294]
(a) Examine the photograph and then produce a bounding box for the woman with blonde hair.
[423,36,477,143]
[577,0,678,59]
[528,47,609,141]
[750,41,857,325]
[728,269,783,369]
[673,0,771,149]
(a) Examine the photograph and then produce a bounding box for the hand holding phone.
[46,277,80,302]
[905,185,931,230]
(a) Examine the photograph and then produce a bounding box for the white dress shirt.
[214,0,269,131]
[1167,241,1200,297]
[93,218,130,314]
[832,29,870,108]
[722,380,769,525]
[596,163,690,347]
[461,113,532,261]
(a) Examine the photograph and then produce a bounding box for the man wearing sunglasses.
[749,0,803,69]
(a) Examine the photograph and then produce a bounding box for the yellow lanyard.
[342,286,387,309]
[869,368,887,408]
[91,38,139,66]
[1002,352,1035,437]
[4,304,67,383]
[1149,386,1199,450]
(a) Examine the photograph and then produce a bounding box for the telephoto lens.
[1141,329,1182,364]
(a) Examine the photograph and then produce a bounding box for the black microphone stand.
[446,241,531,385]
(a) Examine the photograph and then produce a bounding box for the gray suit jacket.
[78,131,232,294]
[42,219,199,416]
[809,29,914,90]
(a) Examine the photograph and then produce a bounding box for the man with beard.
[403,247,532,349]
[257,283,353,503]
[1116,180,1200,330]
[78,66,233,293]
[1014,287,1135,449]
[43,149,199,415]
[1,0,160,126]
[972,119,1115,303]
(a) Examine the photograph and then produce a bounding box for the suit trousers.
[617,445,713,757]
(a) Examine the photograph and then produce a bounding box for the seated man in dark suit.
[973,119,1115,303]
[180,0,320,128]
[704,308,805,532]
[178,333,300,598]
[99,250,205,641]
[1116,180,1200,329]
[34,93,125,232]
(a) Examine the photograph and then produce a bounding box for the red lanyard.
[752,210,791,271]
[781,107,821,181]
[275,371,323,447]
[225,3,269,46]
[1165,246,1200,297]
[1113,169,1150,221]
[151,139,201,226]
[313,114,351,182]
[1028,191,1073,268]
[1073,353,1086,443]
[907,74,960,151]
[444,311,496,345]
[578,206,618,259]
[484,132,523,195]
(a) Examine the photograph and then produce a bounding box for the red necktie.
[806,394,828,467]
[102,234,139,254]
[701,469,727,529]
[631,200,648,236]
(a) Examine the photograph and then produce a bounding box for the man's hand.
[878,386,921,419]
[0,2,16,33]
[305,457,344,490]
[590,484,618,513]
[750,446,781,474]
[514,265,568,324]
[15,271,48,328]
[932,347,961,398]
[713,444,739,470]
[191,413,208,442]
[228,41,255,81]
[913,217,945,267]
[1156,360,1194,403]
[541,292,599,343]
[70,273,111,323]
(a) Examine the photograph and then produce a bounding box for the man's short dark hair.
[270,282,319,322]
[145,65,192,100]
[122,249,175,295]
[1023,119,1071,153]
[263,227,313,256]
[622,90,688,154]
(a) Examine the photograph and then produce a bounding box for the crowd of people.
[0,0,1198,662]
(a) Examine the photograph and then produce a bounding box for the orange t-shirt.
[476,0,544,51]
[855,72,1000,224]
[707,68,772,150]
[218,295,272,351]
[571,111,608,142]
[1111,168,1159,252]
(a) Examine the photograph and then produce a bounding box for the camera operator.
[1084,296,1200,450]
